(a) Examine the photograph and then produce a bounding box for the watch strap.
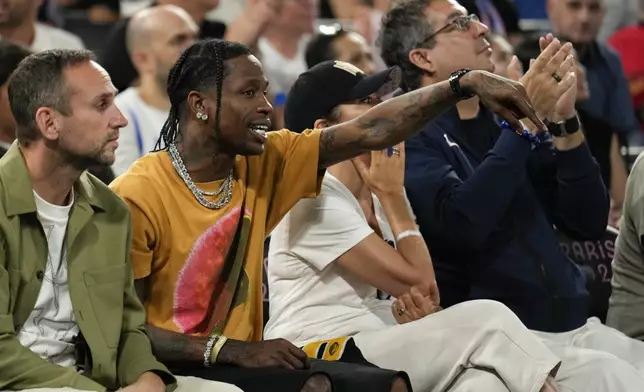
[547,115,580,137]
[449,69,474,100]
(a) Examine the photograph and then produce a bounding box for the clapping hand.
[506,33,577,122]
[537,36,578,123]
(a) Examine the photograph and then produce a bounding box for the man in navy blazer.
[379,0,644,375]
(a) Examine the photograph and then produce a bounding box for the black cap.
[284,60,402,133]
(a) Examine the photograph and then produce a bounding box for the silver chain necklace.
[168,143,234,209]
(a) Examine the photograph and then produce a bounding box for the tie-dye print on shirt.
[173,206,249,335]
[111,130,324,341]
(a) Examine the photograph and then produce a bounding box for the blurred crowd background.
[1,0,643,211]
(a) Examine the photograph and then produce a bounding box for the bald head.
[126,4,198,85]
[126,5,198,54]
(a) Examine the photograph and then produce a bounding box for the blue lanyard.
[128,109,144,156]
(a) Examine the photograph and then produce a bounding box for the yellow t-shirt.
[110,129,323,341]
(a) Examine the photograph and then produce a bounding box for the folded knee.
[464,300,521,325]
[301,374,332,392]
[390,376,410,392]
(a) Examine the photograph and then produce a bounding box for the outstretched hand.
[462,70,546,132]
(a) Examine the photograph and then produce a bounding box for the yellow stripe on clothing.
[302,337,350,361]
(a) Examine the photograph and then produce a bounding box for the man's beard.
[54,139,113,172]
[66,152,108,172]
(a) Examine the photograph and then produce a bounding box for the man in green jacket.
[0,49,240,392]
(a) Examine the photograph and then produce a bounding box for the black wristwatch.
[547,115,581,137]
[449,69,475,100]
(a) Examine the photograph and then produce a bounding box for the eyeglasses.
[420,14,481,46]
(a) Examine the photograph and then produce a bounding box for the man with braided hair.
[0,48,242,392]
[111,37,548,392]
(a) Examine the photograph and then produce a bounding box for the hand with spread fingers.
[392,282,441,324]
[507,33,576,123]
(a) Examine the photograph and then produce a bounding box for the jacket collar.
[0,142,107,216]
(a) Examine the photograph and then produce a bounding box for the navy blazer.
[405,106,610,332]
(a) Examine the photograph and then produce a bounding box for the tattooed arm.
[318,69,546,169]
[134,279,308,370]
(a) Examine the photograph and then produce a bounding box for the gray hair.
[379,0,437,91]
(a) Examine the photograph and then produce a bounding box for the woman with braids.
[110,38,547,392]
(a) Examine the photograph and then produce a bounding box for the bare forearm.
[319,81,456,168]
[224,12,267,48]
[378,192,435,283]
[145,325,254,369]
[145,325,209,366]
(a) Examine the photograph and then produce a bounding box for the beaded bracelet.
[500,121,540,149]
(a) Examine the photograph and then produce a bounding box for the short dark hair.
[8,49,96,144]
[0,41,31,87]
[305,28,348,69]
[379,0,436,91]
[155,39,251,150]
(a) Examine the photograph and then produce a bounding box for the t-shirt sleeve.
[278,180,374,271]
[265,129,325,232]
[110,176,157,280]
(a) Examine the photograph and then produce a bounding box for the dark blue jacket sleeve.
[550,143,610,240]
[405,130,532,249]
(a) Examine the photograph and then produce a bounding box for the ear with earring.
[196,112,209,121]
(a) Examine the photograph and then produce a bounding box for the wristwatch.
[547,115,581,137]
[449,69,475,100]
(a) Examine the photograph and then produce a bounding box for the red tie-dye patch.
[172,207,242,334]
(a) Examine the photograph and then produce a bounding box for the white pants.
[534,316,644,375]
[352,300,644,392]
[353,300,559,392]
[18,375,243,392]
